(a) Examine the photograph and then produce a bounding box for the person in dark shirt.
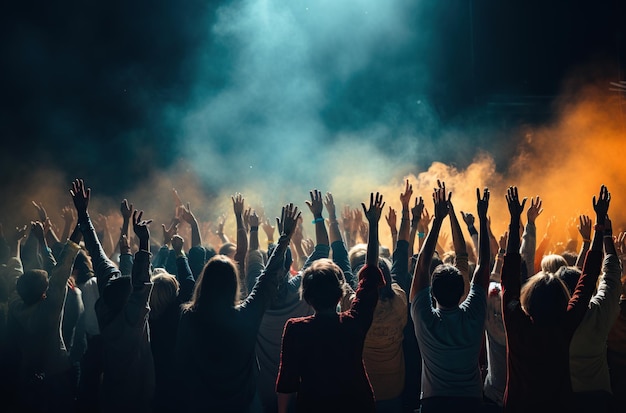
[501,185,606,412]
[175,200,301,413]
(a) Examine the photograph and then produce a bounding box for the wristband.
[418,232,425,238]
[250,226,259,232]
[468,226,478,236]
[604,235,613,239]
[498,248,505,255]
[312,217,324,224]
[582,238,591,243]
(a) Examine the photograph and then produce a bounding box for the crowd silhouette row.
[0,178,624,413]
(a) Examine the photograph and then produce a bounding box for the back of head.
[431,264,464,308]
[348,244,367,274]
[555,265,582,296]
[218,243,237,259]
[16,269,49,306]
[185,254,240,312]
[541,254,568,274]
[520,272,571,326]
[301,258,343,312]
[103,275,132,313]
[561,251,578,267]
[150,272,180,320]
[73,249,94,285]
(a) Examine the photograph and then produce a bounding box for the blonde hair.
[540,254,568,274]
[150,272,180,320]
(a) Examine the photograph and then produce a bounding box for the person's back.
[408,184,491,413]
[501,186,606,412]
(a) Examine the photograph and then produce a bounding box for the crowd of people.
[0,177,624,413]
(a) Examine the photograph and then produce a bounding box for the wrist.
[250,225,259,232]
[312,217,324,224]
[468,225,478,236]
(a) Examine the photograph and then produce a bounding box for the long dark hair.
[182,255,241,313]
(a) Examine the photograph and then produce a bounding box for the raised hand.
[171,234,184,255]
[323,192,337,221]
[261,218,275,241]
[120,199,134,222]
[249,210,260,227]
[616,231,626,255]
[411,196,425,224]
[499,231,509,251]
[592,185,610,223]
[400,179,413,208]
[385,207,397,232]
[11,225,28,245]
[30,221,45,242]
[61,205,76,225]
[302,238,314,256]
[433,184,450,221]
[526,196,543,224]
[278,203,302,238]
[460,210,475,228]
[177,203,196,225]
[361,192,385,224]
[31,201,48,223]
[305,189,324,219]
[232,193,245,216]
[577,215,592,241]
[161,221,178,245]
[417,208,432,234]
[477,187,490,218]
[505,186,526,218]
[69,179,90,218]
[132,210,152,246]
[341,205,353,233]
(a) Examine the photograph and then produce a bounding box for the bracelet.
[498,248,505,254]
[418,232,425,238]
[468,226,478,236]
[250,226,259,232]
[312,217,324,224]
[603,235,613,239]
[582,238,591,243]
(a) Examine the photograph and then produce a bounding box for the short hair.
[555,265,582,296]
[150,272,180,320]
[16,270,49,306]
[541,254,568,274]
[520,272,571,326]
[218,243,237,258]
[301,259,343,312]
[561,251,577,267]
[431,264,464,308]
[348,244,367,273]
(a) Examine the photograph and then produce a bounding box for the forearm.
[190,219,202,248]
[313,219,329,247]
[450,211,467,255]
[249,226,260,251]
[520,221,536,280]
[575,240,591,269]
[473,213,490,289]
[411,218,442,300]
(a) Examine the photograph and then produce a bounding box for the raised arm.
[460,209,479,255]
[125,209,154,324]
[575,214,592,269]
[324,192,356,290]
[449,193,470,296]
[386,207,398,252]
[71,179,121,295]
[242,203,301,312]
[410,182,450,302]
[395,181,418,294]
[232,193,249,286]
[59,205,76,243]
[178,202,202,249]
[501,186,527,309]
[521,196,542,279]
[472,188,491,290]
[565,185,609,328]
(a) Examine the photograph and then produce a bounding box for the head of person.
[301,258,344,312]
[72,249,94,285]
[555,265,582,296]
[541,254,568,274]
[218,243,237,260]
[16,269,49,306]
[183,255,240,312]
[561,251,578,267]
[430,264,464,309]
[149,271,180,320]
[520,272,571,326]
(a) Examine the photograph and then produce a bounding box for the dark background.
[1,0,624,199]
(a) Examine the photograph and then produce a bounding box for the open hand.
[505,186,526,218]
[69,179,90,217]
